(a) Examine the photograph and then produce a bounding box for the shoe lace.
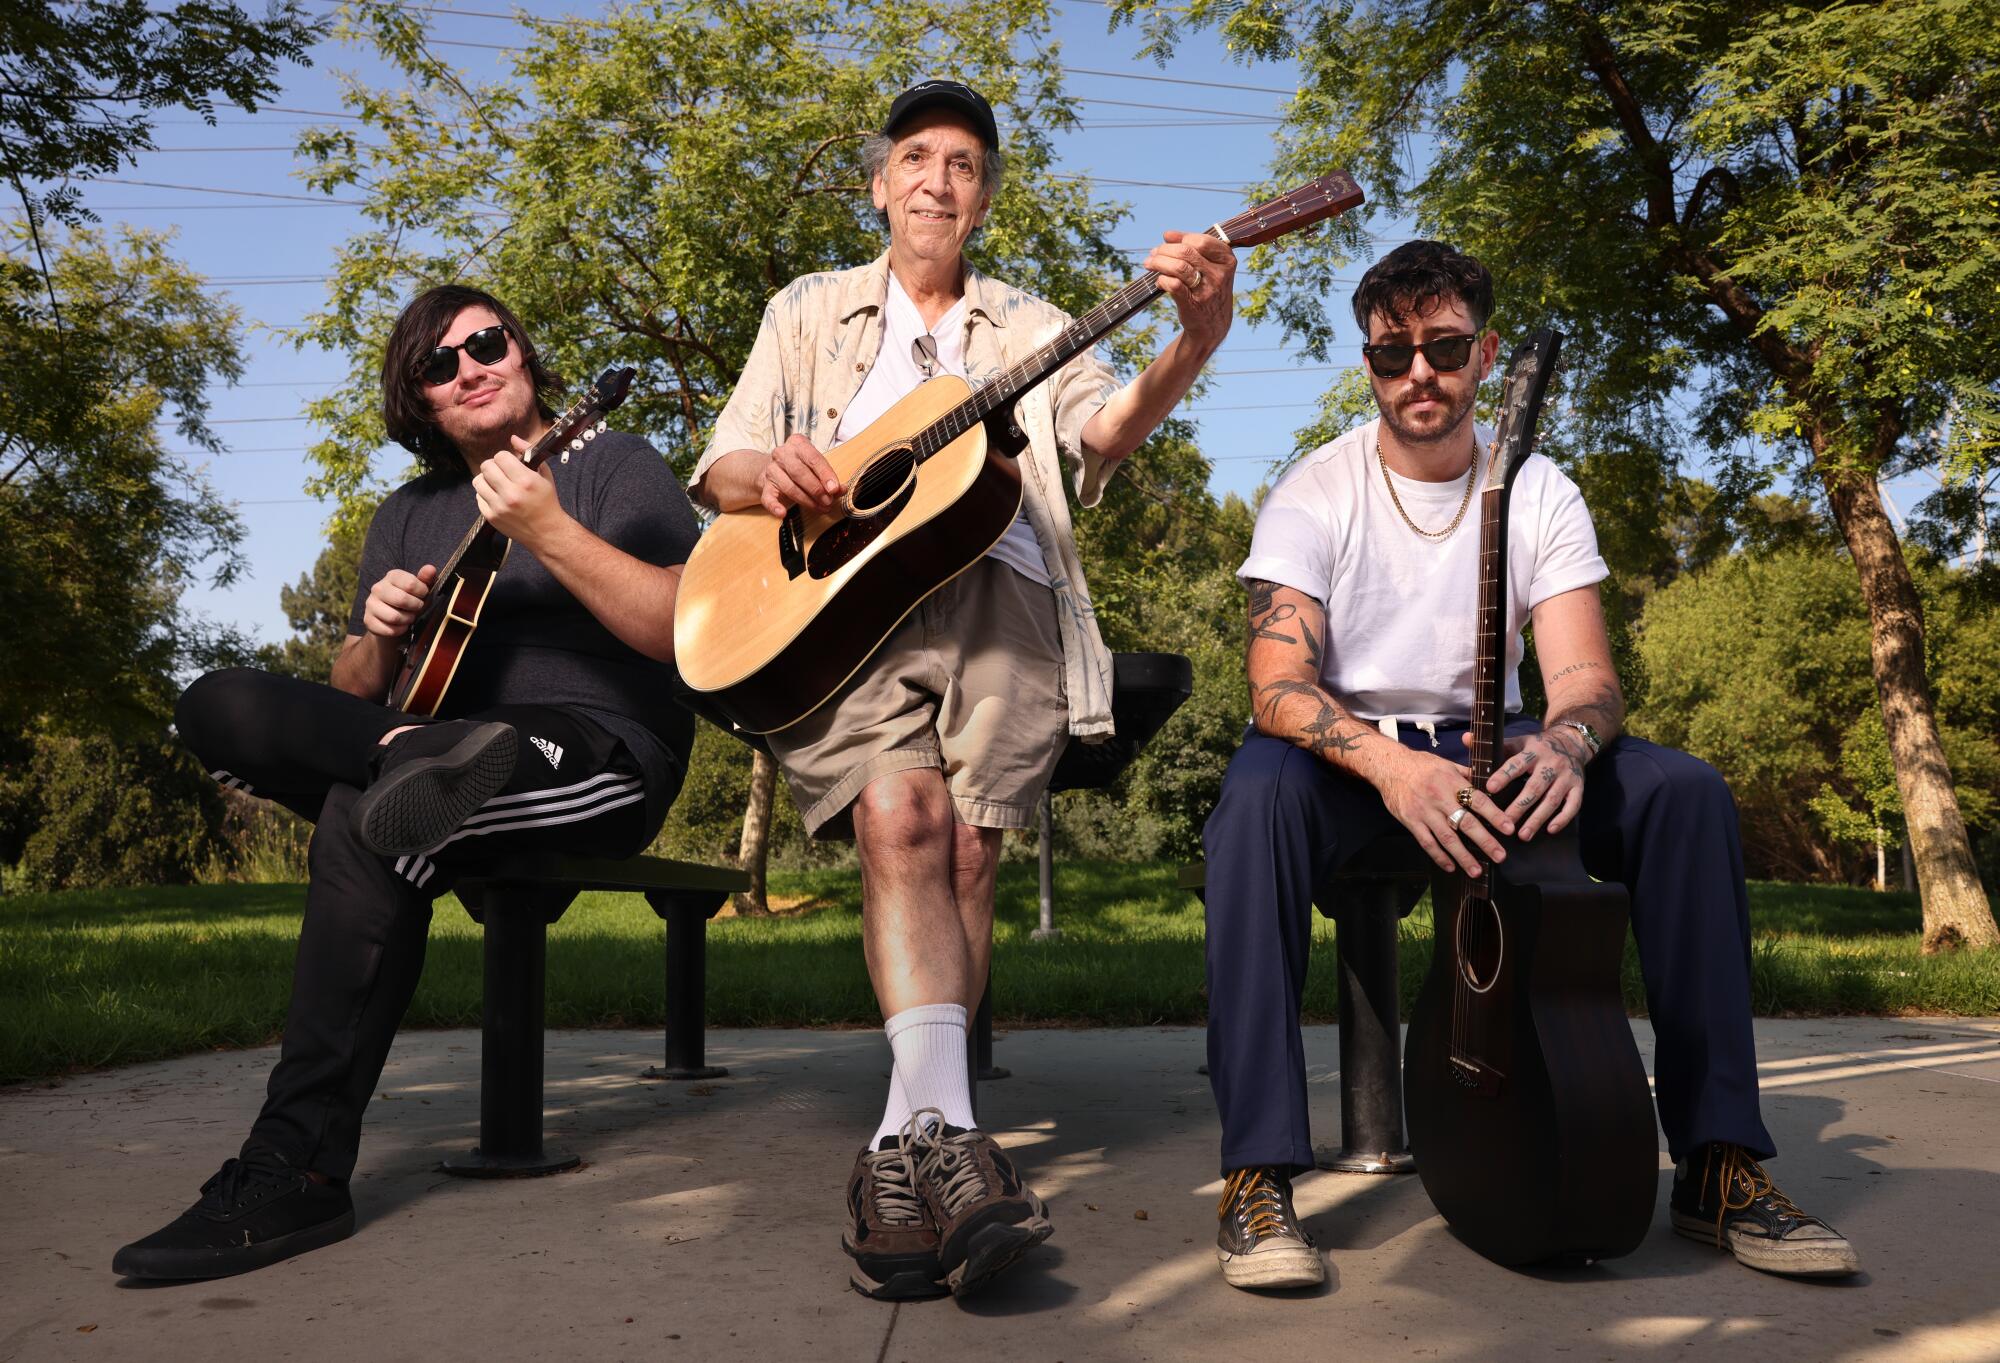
[862,1147,926,1229]
[1219,1167,1295,1243]
[902,1107,991,1220]
[198,1154,295,1212]
[1702,1143,1807,1247]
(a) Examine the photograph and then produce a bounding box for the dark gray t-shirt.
[347,430,699,828]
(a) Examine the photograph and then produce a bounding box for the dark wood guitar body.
[1404,825,1656,1265]
[1400,328,1657,1267]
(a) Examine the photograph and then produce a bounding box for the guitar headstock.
[1213,171,1365,248]
[1484,329,1562,490]
[527,365,639,470]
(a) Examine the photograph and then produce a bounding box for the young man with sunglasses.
[695,80,1235,1301]
[1198,240,1859,1289]
[113,285,700,1281]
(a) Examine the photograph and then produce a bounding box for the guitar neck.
[905,170,1365,463]
[1467,473,1510,788]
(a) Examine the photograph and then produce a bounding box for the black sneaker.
[1216,1166,1323,1290]
[842,1137,948,1301]
[352,720,517,856]
[112,1152,356,1280]
[1670,1142,1860,1278]
[902,1110,1053,1297]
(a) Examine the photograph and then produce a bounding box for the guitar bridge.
[1448,1053,1504,1098]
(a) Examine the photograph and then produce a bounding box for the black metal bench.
[440,852,750,1177]
[1180,830,1432,1175]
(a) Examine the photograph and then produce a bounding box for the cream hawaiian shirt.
[693,252,1124,738]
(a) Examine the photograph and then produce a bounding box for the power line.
[93,176,366,205]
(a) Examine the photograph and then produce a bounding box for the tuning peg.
[582,427,596,441]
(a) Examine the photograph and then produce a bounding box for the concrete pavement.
[4,1019,1997,1362]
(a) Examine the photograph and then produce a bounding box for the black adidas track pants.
[175,667,653,1180]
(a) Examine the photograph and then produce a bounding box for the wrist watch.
[1553,719,1602,756]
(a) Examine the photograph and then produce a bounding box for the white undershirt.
[833,273,1050,586]
[1238,418,1609,723]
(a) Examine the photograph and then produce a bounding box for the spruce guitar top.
[388,366,637,715]
[673,172,1366,734]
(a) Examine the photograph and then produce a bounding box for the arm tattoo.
[1245,578,1298,645]
[1547,660,1603,684]
[1254,678,1365,759]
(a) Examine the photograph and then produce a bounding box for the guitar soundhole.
[805,481,915,580]
[849,445,916,516]
[1456,896,1505,993]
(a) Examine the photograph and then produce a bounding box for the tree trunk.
[1822,469,1998,950]
[733,749,778,916]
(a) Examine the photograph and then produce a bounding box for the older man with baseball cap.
[694,79,1235,1300]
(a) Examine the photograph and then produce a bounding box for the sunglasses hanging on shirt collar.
[912,334,939,378]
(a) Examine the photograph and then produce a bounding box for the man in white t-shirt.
[1202,241,1859,1289]
[694,81,1236,1300]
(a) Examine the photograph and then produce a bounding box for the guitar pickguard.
[804,483,917,579]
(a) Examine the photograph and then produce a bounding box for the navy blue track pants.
[1202,720,1776,1177]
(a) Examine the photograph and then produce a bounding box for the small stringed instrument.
[674,172,1366,734]
[1401,329,1656,1267]
[388,366,638,715]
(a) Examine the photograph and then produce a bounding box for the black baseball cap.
[882,79,999,150]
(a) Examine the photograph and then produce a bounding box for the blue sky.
[78,0,1410,644]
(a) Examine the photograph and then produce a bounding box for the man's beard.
[1378,379,1477,446]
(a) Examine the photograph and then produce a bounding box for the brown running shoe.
[1670,1142,1861,1278]
[902,1109,1053,1297]
[841,1139,948,1300]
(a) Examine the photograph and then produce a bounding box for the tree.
[1112,0,2000,949]
[2,0,319,307]
[0,223,247,740]
[1632,545,1999,886]
[291,0,1209,888]
[265,515,368,683]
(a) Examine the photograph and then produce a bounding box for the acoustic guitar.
[673,172,1366,734]
[1401,329,1657,1267]
[388,366,638,715]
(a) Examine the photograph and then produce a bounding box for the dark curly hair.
[1350,240,1494,340]
[380,285,564,476]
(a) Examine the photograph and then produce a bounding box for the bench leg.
[644,893,728,1080]
[1318,885,1416,1175]
[1031,791,1061,942]
[441,887,580,1178]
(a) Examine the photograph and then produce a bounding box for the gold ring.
[1456,786,1474,808]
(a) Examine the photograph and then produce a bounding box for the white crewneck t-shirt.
[833,273,1050,586]
[1237,417,1608,723]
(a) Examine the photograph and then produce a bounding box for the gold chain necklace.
[1377,437,1478,541]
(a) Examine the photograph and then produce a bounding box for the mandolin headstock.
[524,365,639,471]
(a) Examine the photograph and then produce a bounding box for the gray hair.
[858,130,1005,233]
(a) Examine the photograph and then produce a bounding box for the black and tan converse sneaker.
[842,1138,948,1301]
[1670,1142,1860,1278]
[903,1109,1053,1297]
[1216,1166,1324,1290]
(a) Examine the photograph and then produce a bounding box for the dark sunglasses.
[419,324,511,386]
[1361,332,1478,379]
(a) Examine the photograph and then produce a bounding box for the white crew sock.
[871,1002,974,1146]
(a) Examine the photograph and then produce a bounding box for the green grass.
[3,864,1996,1085]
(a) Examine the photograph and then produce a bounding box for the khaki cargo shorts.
[768,559,1069,839]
